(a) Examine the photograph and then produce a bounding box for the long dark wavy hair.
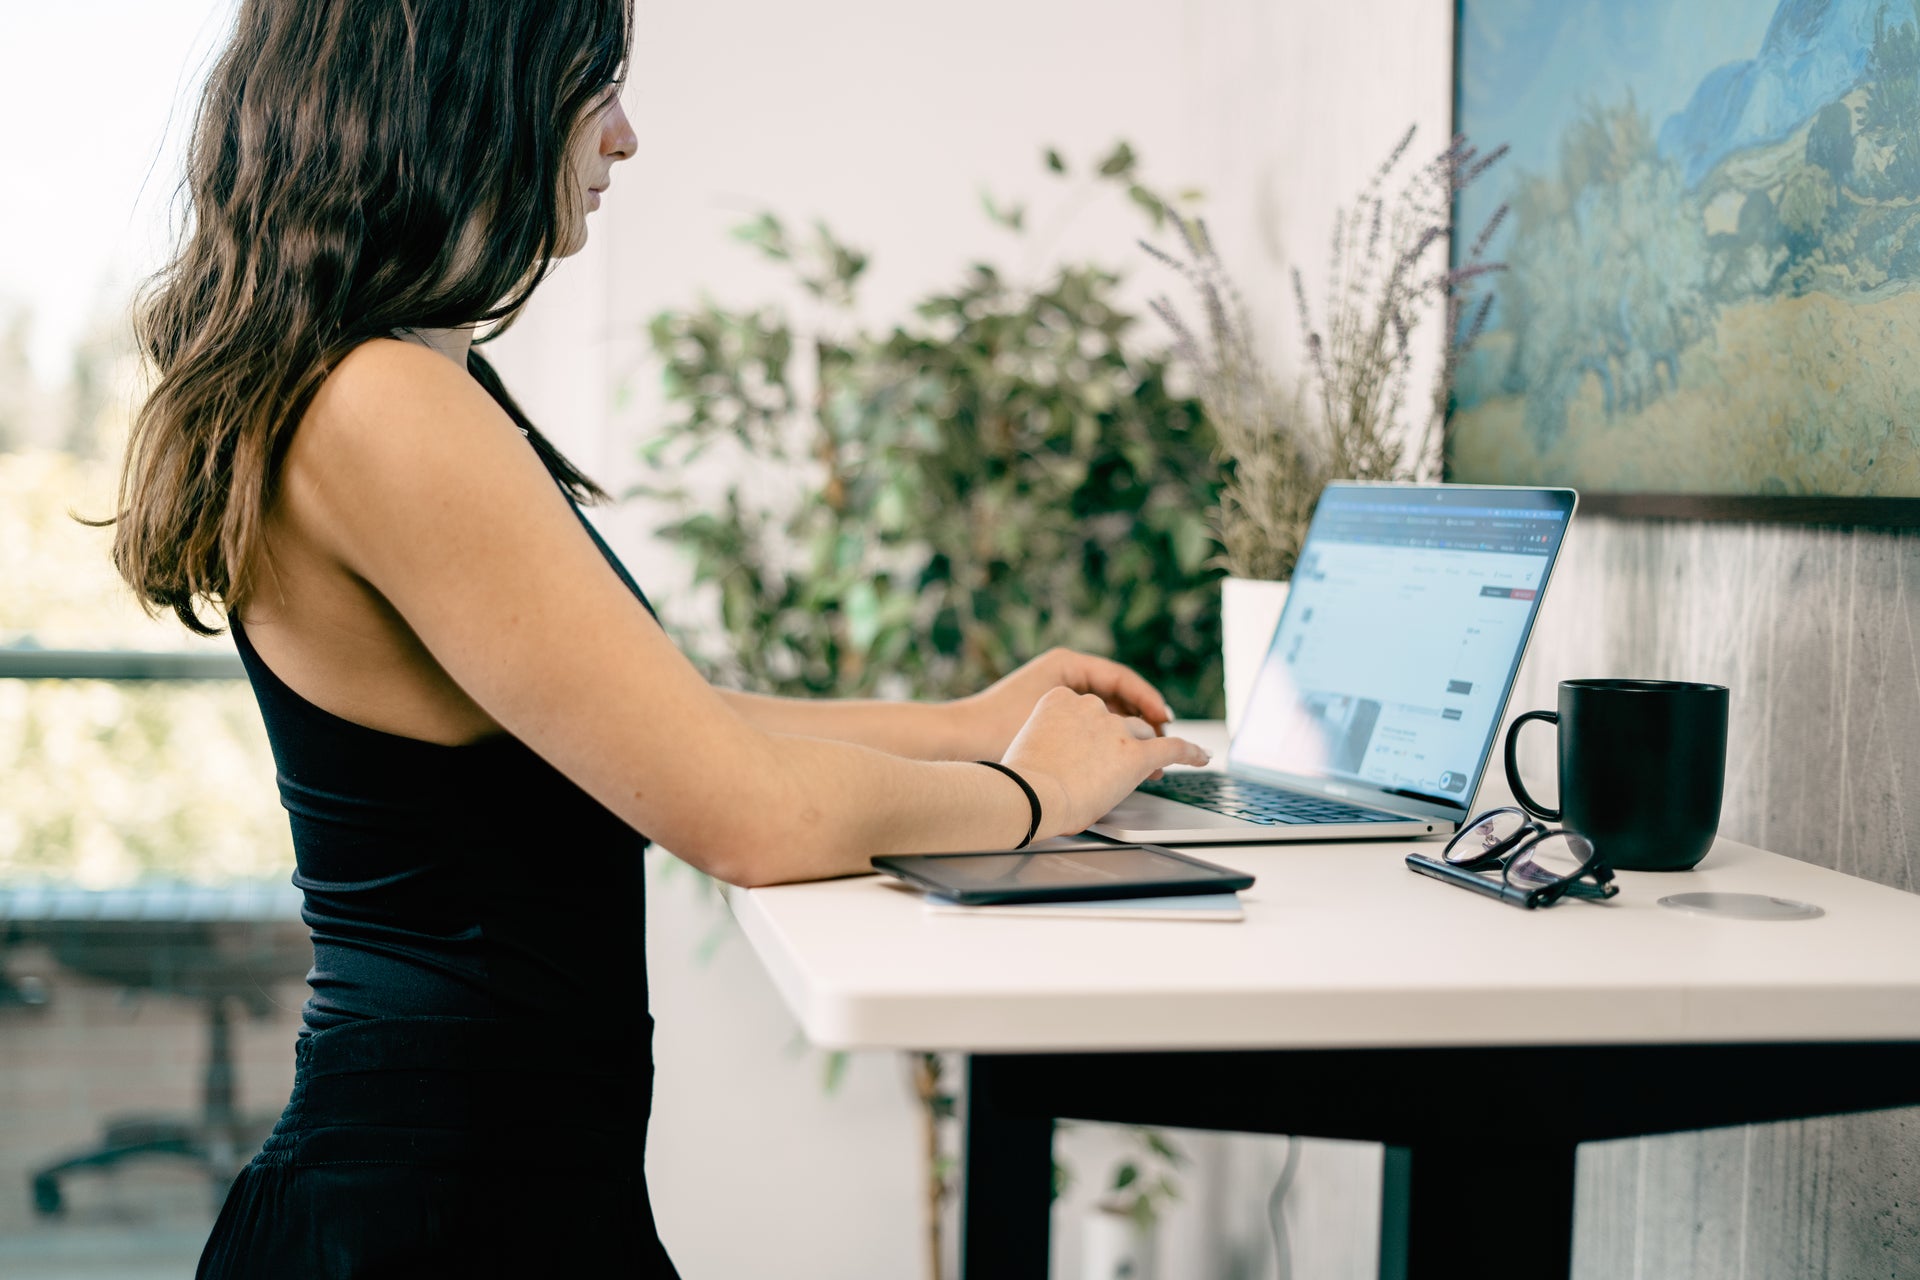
[110,0,632,634]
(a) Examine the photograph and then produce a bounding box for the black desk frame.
[961,1042,1920,1279]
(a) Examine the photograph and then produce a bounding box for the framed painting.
[1449,0,1920,524]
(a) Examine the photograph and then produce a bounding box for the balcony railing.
[0,649,244,682]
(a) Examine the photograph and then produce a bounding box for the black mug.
[1503,679,1729,872]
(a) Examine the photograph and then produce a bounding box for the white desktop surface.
[728,728,1920,1053]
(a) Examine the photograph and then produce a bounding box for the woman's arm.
[717,650,1176,762]
[282,341,1207,886]
[714,691,971,760]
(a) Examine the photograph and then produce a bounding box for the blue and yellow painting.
[1452,0,1920,496]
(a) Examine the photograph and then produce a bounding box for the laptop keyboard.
[1136,773,1407,826]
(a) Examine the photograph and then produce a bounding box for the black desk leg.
[961,1056,1054,1280]
[1378,1139,1576,1280]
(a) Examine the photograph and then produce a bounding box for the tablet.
[871,844,1254,906]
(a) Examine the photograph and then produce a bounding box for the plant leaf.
[1097,140,1138,177]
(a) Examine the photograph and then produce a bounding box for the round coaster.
[1657,892,1825,921]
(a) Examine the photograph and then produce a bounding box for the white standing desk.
[728,745,1920,1279]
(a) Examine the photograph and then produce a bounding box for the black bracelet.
[976,760,1042,850]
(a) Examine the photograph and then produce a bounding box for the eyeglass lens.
[1506,832,1599,889]
[1444,809,1532,866]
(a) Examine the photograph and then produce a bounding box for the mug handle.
[1503,710,1562,822]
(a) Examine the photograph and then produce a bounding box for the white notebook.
[923,892,1244,922]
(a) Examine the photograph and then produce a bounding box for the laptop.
[1091,482,1578,844]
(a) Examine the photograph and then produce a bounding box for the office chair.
[22,911,310,1216]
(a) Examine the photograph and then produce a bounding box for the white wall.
[487,2,1450,1275]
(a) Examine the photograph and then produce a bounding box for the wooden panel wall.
[1533,515,1920,1279]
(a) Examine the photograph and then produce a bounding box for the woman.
[110,0,1208,1273]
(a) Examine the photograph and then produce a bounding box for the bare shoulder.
[297,338,515,472]
[282,339,549,567]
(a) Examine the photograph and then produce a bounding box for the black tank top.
[231,500,658,1042]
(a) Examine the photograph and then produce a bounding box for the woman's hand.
[949,648,1176,760]
[999,687,1210,838]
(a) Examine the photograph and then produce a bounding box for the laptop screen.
[1229,484,1575,812]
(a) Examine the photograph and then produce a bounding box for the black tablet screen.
[897,847,1237,894]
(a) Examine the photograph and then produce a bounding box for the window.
[0,0,289,887]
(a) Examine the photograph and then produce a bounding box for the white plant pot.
[1080,1204,1155,1280]
[1221,576,1290,738]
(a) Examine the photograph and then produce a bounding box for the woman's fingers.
[1121,715,1157,741]
[1102,695,1167,734]
[1142,734,1210,773]
[1058,651,1173,726]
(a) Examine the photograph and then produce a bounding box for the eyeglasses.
[1406,807,1619,910]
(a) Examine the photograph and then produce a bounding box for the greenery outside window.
[0,388,291,887]
[1,0,287,888]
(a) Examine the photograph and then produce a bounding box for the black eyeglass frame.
[1407,807,1619,910]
